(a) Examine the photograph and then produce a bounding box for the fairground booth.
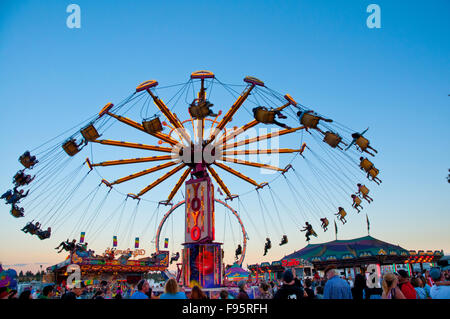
[46,249,170,285]
[249,236,444,280]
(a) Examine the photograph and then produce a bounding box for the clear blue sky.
[0,0,449,272]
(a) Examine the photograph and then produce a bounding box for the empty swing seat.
[62,139,80,156]
[81,124,100,141]
[142,116,163,134]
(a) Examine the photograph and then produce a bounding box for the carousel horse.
[263,238,272,256]
[279,235,288,246]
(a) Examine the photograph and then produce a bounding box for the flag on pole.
[164,238,169,249]
[334,221,338,240]
[80,232,85,243]
[366,214,370,235]
[217,187,223,196]
[113,236,118,247]
[135,237,139,249]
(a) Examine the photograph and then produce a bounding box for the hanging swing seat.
[300,113,320,128]
[356,136,370,150]
[62,139,80,156]
[11,206,24,218]
[323,132,342,148]
[142,116,163,134]
[80,124,100,141]
[253,107,275,124]
[189,100,213,119]
[360,158,373,172]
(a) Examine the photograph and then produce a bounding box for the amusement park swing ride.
[2,70,381,287]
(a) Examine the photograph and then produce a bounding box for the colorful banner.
[80,232,85,244]
[164,238,169,249]
[135,237,139,249]
[113,236,118,247]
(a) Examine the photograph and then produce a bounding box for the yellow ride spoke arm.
[208,84,256,144]
[214,119,259,147]
[146,90,191,143]
[214,162,260,187]
[90,155,173,167]
[207,166,232,199]
[166,167,192,203]
[111,161,178,185]
[137,164,187,197]
[221,126,305,151]
[220,157,286,172]
[91,139,173,153]
[222,148,302,156]
[106,112,180,146]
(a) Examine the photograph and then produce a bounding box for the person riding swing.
[335,207,347,224]
[19,151,39,169]
[253,106,291,129]
[263,238,272,256]
[320,218,329,231]
[351,194,363,213]
[170,252,180,265]
[235,244,242,260]
[297,110,332,134]
[37,227,51,240]
[279,235,288,246]
[10,204,25,218]
[323,131,347,149]
[300,222,317,241]
[350,132,378,157]
[357,183,373,203]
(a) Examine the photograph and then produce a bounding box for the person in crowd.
[159,278,187,299]
[411,277,426,299]
[8,289,18,299]
[237,281,250,299]
[258,282,272,299]
[273,269,304,299]
[396,270,417,299]
[303,278,315,299]
[0,287,9,299]
[38,285,55,299]
[93,290,105,299]
[219,289,230,299]
[130,280,150,299]
[190,285,208,299]
[61,282,86,300]
[381,273,406,299]
[323,266,352,299]
[418,275,432,298]
[351,274,366,300]
[315,286,324,299]
[19,290,33,300]
[429,267,450,299]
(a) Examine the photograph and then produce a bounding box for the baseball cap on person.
[397,270,409,278]
[430,268,441,281]
[282,269,294,283]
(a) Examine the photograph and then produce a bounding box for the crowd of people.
[1,265,449,300]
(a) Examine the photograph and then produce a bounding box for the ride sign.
[185,176,215,243]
